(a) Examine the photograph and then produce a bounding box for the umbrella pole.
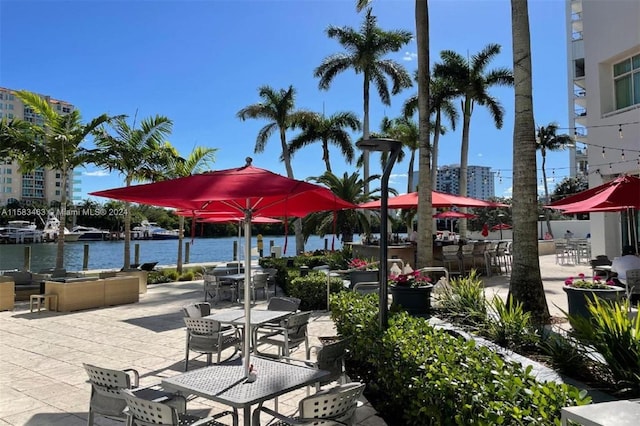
[244,208,252,377]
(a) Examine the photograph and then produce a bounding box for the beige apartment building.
[0,87,79,207]
[565,0,640,256]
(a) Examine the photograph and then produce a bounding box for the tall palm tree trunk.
[430,111,442,190]
[322,140,332,172]
[280,128,304,254]
[458,98,472,238]
[415,0,433,267]
[55,170,68,271]
[362,72,371,195]
[407,151,416,193]
[541,149,553,237]
[509,0,549,325]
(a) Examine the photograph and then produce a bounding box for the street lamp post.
[539,215,545,240]
[356,138,402,330]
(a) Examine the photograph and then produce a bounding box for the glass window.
[614,59,631,76]
[7,113,13,119]
[8,94,14,100]
[7,104,13,110]
[614,54,640,110]
[633,54,640,70]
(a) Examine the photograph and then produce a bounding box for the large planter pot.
[563,286,626,320]
[349,270,379,290]
[389,284,434,316]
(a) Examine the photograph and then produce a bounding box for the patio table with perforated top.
[161,356,329,426]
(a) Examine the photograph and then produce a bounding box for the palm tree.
[93,115,178,270]
[315,8,412,194]
[165,146,217,273]
[1,118,34,159]
[12,90,112,271]
[356,0,433,267]
[288,111,361,173]
[509,0,549,325]
[304,171,381,243]
[379,116,418,193]
[433,44,513,237]
[536,123,572,238]
[404,74,458,189]
[237,85,313,254]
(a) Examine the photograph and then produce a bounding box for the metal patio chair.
[122,388,236,426]
[254,311,311,358]
[83,363,186,426]
[183,317,242,371]
[252,382,365,426]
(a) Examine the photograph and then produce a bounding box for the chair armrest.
[253,406,348,426]
[278,355,317,369]
[123,368,140,388]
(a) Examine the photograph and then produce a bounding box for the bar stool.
[30,294,58,313]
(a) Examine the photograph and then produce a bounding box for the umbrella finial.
[245,157,253,166]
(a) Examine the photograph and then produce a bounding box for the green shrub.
[147,271,172,284]
[570,298,640,391]
[165,271,179,281]
[288,272,345,311]
[482,295,540,351]
[178,271,194,281]
[434,269,487,327]
[331,293,591,425]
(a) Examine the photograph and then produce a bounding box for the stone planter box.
[563,285,626,320]
[389,284,434,316]
[45,276,139,312]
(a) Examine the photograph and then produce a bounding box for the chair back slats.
[299,383,365,425]
[182,302,211,318]
[627,269,640,295]
[122,389,178,426]
[184,317,222,335]
[285,311,312,340]
[316,339,349,384]
[84,363,131,399]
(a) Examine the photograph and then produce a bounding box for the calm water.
[0,235,342,272]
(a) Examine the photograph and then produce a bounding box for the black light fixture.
[497,213,506,241]
[356,138,402,329]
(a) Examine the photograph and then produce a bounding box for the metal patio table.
[206,308,292,354]
[162,356,330,426]
[561,399,640,425]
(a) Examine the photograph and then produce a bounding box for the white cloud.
[502,186,513,196]
[83,170,110,177]
[402,52,417,61]
[477,153,483,157]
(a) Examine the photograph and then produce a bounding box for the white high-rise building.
[0,87,79,206]
[565,0,640,256]
[411,165,495,200]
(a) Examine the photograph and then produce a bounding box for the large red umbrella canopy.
[358,191,508,209]
[90,161,354,377]
[432,211,477,219]
[199,215,281,224]
[545,175,640,213]
[91,163,356,216]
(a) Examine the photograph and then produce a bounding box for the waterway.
[0,235,342,272]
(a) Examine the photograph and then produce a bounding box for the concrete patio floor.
[0,254,621,425]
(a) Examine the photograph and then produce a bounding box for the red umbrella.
[545,175,640,212]
[358,191,508,209]
[481,223,489,237]
[432,211,477,219]
[90,160,355,376]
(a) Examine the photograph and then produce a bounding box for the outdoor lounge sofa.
[44,275,139,312]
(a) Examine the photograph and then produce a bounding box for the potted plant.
[563,273,626,320]
[348,258,379,290]
[389,269,434,316]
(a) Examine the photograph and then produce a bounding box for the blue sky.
[1,0,572,200]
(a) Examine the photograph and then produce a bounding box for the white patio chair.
[183,317,242,371]
[252,382,365,426]
[83,363,186,426]
[122,388,236,426]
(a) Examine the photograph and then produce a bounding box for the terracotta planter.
[389,284,434,316]
[563,286,626,320]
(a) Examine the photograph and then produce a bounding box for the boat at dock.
[0,220,43,243]
[68,225,112,241]
[132,220,179,240]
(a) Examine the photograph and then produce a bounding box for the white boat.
[40,212,81,242]
[132,220,179,240]
[0,220,43,243]
[69,225,111,241]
